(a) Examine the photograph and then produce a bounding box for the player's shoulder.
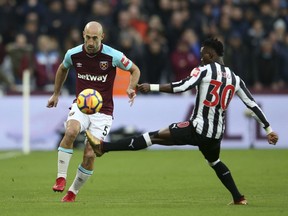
[101,44,123,57]
[191,64,210,75]
[196,63,238,80]
[197,62,215,72]
[66,44,83,56]
[189,64,210,78]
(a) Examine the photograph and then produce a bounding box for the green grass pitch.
[0,149,287,216]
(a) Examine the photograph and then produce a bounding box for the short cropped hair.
[203,38,224,57]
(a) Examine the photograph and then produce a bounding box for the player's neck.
[216,57,224,65]
[84,44,102,55]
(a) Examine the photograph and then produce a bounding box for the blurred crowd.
[0,0,288,95]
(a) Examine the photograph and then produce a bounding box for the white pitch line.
[0,152,23,160]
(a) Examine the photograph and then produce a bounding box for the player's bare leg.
[52,120,80,192]
[150,128,175,144]
[86,130,103,156]
[62,141,95,202]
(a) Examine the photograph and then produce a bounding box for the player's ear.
[101,33,105,40]
[208,51,215,60]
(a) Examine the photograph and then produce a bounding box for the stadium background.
[0,0,287,151]
[0,1,288,215]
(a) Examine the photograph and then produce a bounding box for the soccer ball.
[77,88,103,114]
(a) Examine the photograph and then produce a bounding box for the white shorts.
[65,103,113,140]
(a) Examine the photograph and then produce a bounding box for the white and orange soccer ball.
[77,88,103,114]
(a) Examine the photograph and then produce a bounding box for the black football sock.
[103,135,148,152]
[211,161,242,200]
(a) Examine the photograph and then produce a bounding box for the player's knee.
[65,128,79,139]
[84,150,95,161]
[149,130,159,139]
[207,159,221,167]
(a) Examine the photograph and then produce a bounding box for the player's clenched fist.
[137,83,151,93]
[267,132,279,145]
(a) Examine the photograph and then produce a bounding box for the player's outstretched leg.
[86,130,152,156]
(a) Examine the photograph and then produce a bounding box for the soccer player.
[86,38,279,205]
[47,21,140,202]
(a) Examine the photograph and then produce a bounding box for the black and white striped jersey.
[171,62,270,139]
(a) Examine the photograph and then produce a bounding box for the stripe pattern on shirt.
[171,62,269,139]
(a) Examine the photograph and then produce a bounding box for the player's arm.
[137,83,173,93]
[53,63,69,96]
[236,80,278,145]
[127,63,140,90]
[138,68,203,93]
[126,63,140,106]
[47,63,69,108]
[115,51,140,106]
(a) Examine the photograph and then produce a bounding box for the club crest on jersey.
[99,61,108,70]
[76,63,82,68]
[190,68,200,77]
[121,55,130,67]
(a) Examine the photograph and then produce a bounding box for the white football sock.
[57,147,73,179]
[143,132,152,146]
[69,165,93,194]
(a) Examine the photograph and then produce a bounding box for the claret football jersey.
[63,44,133,115]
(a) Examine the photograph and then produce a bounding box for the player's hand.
[137,83,150,93]
[267,131,278,145]
[47,94,59,108]
[127,88,136,107]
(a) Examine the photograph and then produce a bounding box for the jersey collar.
[82,44,103,57]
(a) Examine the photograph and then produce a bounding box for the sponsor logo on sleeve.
[190,68,200,77]
[121,55,130,67]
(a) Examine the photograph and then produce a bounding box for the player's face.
[83,31,104,54]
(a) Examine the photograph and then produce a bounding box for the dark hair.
[203,38,224,56]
